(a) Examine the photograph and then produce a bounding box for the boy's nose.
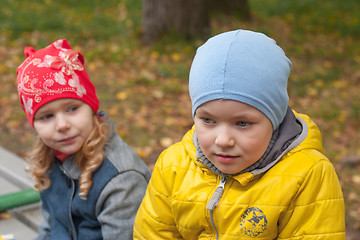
[215,126,235,147]
[55,114,70,132]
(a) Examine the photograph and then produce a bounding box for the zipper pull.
[206,176,227,210]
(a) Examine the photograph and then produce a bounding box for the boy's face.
[194,99,273,174]
[33,98,94,155]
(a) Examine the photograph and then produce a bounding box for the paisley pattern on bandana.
[21,95,33,115]
[17,38,99,125]
[54,72,67,85]
[17,47,87,115]
[52,49,84,75]
[37,49,84,76]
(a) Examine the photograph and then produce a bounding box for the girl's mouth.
[58,136,76,144]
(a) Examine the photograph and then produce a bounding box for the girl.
[16,39,151,240]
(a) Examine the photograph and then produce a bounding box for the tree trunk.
[208,0,251,20]
[141,0,250,44]
[172,0,210,39]
[142,0,210,44]
[141,0,170,44]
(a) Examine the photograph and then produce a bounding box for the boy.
[134,29,345,239]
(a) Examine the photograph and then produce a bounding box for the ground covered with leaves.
[0,0,359,237]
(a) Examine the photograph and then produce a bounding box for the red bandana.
[16,39,99,126]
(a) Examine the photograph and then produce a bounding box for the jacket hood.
[290,111,323,153]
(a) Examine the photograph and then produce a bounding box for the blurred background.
[0,0,359,237]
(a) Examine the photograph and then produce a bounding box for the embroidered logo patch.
[239,207,267,237]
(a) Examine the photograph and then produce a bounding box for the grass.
[0,0,359,235]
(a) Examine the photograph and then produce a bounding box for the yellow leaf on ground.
[116,91,128,100]
[351,175,360,185]
[160,137,173,148]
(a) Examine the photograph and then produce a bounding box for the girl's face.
[33,98,94,155]
[194,99,273,174]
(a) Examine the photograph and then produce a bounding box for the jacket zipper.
[62,166,78,240]
[68,178,77,240]
[206,176,227,240]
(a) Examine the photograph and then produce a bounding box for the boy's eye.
[203,118,214,124]
[237,121,250,127]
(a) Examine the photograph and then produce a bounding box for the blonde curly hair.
[26,114,109,200]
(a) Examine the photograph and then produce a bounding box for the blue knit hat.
[189,29,291,130]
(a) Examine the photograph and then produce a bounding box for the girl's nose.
[55,114,70,132]
[215,126,235,147]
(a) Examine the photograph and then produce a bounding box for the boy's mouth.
[214,153,237,163]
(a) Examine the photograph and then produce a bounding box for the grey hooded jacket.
[35,116,151,240]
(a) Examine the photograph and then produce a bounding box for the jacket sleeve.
[96,170,149,240]
[133,150,183,239]
[278,152,345,239]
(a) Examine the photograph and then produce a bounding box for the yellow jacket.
[134,112,345,239]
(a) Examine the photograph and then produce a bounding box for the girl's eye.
[40,114,53,120]
[237,121,250,127]
[68,106,78,112]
